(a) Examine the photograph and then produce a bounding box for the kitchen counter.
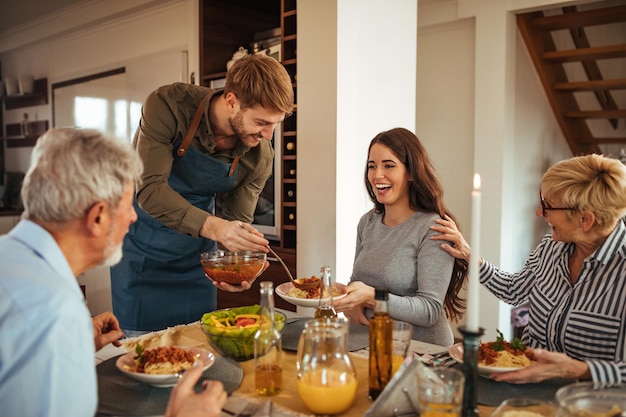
[0,209,22,216]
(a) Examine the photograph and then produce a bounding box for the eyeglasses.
[539,190,576,217]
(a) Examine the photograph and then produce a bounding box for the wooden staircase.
[517,2,626,156]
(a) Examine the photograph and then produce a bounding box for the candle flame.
[473,173,481,191]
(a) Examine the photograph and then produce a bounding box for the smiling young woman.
[332,127,469,348]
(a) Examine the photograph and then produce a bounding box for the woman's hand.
[430,215,472,261]
[332,281,375,320]
[490,349,591,384]
[164,362,227,417]
[333,281,374,325]
[211,261,270,292]
[92,311,124,351]
[342,306,369,326]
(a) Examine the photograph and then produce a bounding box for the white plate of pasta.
[448,337,535,377]
[116,345,215,387]
[275,282,347,308]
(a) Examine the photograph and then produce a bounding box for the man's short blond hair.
[224,53,294,115]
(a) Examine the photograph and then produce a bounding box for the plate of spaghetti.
[448,330,535,376]
[275,281,347,308]
[116,345,215,387]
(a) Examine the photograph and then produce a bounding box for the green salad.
[201,305,286,361]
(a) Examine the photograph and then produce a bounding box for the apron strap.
[228,157,240,177]
[177,94,211,157]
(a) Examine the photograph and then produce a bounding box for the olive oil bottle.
[314,265,337,319]
[254,281,283,395]
[368,288,393,400]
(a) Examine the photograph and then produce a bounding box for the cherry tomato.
[234,317,256,327]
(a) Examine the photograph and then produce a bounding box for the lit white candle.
[466,173,481,332]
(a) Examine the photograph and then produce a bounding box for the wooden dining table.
[95,318,557,417]
[96,320,407,416]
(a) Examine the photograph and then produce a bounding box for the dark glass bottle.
[254,281,283,395]
[314,265,337,319]
[368,288,393,400]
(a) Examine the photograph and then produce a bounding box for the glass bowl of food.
[555,382,626,417]
[200,305,286,361]
[200,250,266,285]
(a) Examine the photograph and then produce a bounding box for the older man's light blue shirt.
[0,220,97,417]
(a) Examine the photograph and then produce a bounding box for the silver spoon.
[267,246,319,292]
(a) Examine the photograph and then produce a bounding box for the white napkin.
[222,393,311,417]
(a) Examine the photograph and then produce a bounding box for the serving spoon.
[267,246,320,292]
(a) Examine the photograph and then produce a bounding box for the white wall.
[298,0,418,283]
[416,18,476,261]
[413,0,573,337]
[508,30,572,270]
[416,16,479,338]
[296,0,339,281]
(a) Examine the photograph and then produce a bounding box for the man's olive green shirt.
[133,83,274,238]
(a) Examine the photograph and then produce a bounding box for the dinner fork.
[235,401,260,417]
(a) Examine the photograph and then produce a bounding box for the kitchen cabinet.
[200,1,280,84]
[280,0,297,252]
[2,78,49,147]
[4,120,49,147]
[200,0,298,310]
[2,78,48,110]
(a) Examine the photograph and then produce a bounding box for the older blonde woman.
[431,154,626,385]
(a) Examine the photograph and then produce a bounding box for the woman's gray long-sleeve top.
[350,210,456,346]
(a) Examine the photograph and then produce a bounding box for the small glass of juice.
[392,320,413,374]
[417,367,465,417]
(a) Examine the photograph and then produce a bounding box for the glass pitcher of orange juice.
[296,318,358,414]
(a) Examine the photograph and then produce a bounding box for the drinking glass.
[392,320,412,374]
[417,367,464,417]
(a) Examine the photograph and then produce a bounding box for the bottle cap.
[374,288,388,301]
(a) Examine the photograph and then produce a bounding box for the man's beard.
[99,228,123,267]
[229,111,247,142]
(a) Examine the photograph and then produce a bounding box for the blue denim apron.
[111,98,240,332]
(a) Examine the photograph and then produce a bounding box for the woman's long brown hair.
[364,127,469,322]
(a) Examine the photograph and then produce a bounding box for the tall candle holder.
[459,325,485,417]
